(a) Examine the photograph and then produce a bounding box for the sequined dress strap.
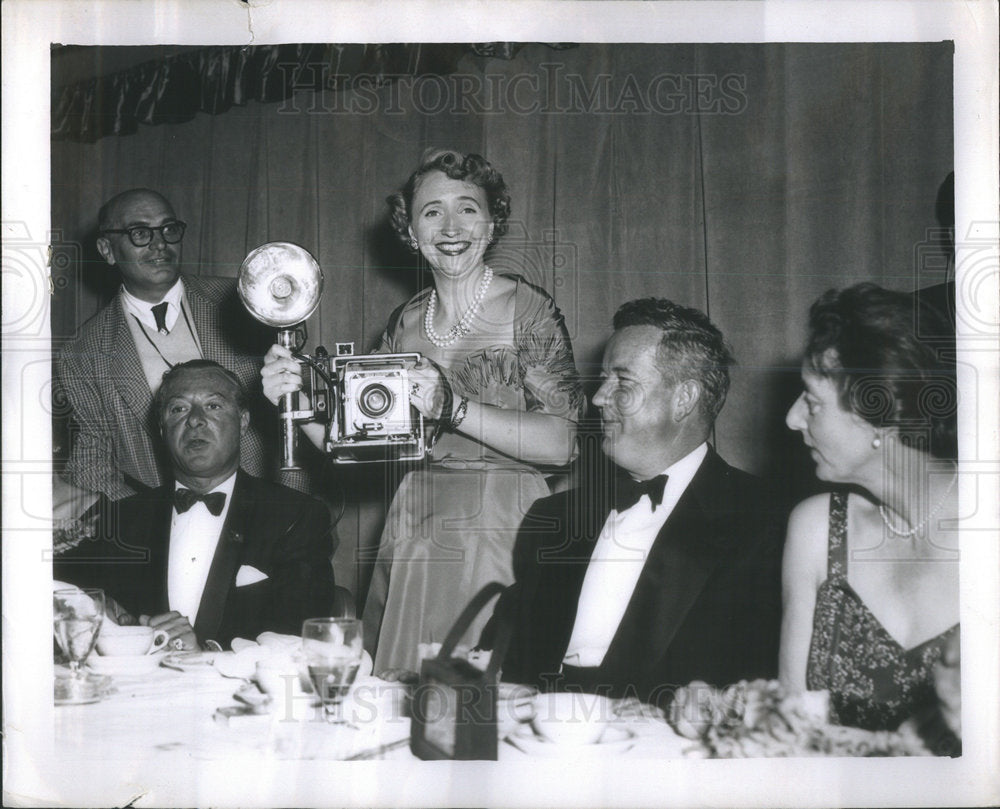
[826,491,849,580]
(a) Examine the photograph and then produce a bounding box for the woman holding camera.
[262,150,583,672]
[780,283,959,747]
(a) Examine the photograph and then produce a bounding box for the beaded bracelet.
[450,396,469,430]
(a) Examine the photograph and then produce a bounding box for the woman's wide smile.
[434,239,472,256]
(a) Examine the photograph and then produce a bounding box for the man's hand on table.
[143,611,199,651]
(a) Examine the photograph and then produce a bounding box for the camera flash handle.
[277,326,306,470]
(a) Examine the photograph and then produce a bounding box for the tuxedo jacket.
[497,449,786,708]
[54,471,336,649]
[56,275,274,500]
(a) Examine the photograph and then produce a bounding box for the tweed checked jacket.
[56,275,275,500]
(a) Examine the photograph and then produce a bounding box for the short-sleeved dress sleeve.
[511,277,586,421]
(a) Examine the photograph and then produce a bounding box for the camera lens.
[358,383,394,418]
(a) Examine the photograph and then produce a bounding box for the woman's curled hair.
[387,149,511,250]
[805,282,957,459]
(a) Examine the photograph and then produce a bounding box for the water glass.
[301,618,363,724]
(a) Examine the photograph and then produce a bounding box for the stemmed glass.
[301,618,363,724]
[53,588,105,677]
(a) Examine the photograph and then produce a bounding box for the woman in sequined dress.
[779,283,959,746]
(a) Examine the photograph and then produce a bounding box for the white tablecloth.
[53,656,691,765]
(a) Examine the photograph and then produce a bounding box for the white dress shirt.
[121,277,184,332]
[167,472,237,626]
[562,442,709,668]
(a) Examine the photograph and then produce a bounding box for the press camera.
[297,343,428,464]
[237,242,429,467]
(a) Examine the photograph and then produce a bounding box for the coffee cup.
[96,623,169,656]
[530,692,614,745]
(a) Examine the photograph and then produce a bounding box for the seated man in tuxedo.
[54,359,335,650]
[495,298,786,708]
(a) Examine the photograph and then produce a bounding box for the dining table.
[40,649,699,806]
[36,643,953,808]
[50,647,694,796]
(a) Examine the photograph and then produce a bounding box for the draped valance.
[51,43,576,143]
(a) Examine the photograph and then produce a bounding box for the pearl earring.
[408,238,418,251]
[871,436,882,449]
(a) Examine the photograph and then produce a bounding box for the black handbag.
[409,582,512,760]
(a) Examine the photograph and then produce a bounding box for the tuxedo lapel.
[118,486,174,615]
[600,453,729,684]
[148,490,175,614]
[192,473,250,644]
[534,495,608,666]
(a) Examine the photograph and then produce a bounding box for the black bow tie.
[173,488,227,516]
[612,474,668,513]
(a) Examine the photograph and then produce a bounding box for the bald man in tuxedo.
[55,360,334,650]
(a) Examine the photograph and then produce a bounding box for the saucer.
[506,724,636,757]
[88,654,161,677]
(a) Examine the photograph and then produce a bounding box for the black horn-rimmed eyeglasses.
[101,221,187,247]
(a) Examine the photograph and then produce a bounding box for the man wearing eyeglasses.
[55,188,275,511]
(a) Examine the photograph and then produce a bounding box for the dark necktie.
[151,301,170,335]
[612,474,668,513]
[173,487,227,516]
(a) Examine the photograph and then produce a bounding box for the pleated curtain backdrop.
[50,42,954,597]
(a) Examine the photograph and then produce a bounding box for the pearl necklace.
[878,472,958,537]
[424,266,493,348]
